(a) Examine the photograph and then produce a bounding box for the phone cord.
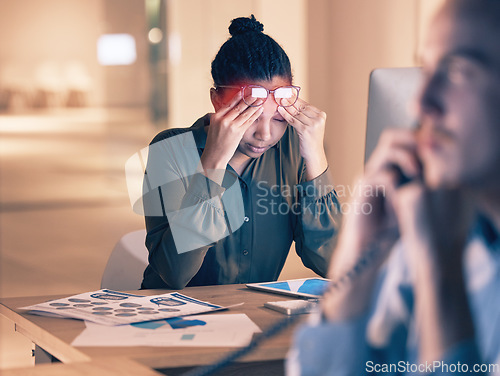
[180,230,392,376]
[180,313,302,376]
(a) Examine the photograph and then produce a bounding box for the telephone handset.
[392,149,424,188]
[395,167,414,187]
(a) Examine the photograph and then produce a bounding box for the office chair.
[101,229,149,291]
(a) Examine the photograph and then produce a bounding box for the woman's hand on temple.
[201,91,263,173]
[278,98,328,180]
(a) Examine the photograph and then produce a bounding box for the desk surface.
[0,284,305,371]
[0,358,164,376]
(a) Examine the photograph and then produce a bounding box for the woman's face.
[212,76,291,159]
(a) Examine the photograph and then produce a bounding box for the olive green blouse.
[141,114,341,289]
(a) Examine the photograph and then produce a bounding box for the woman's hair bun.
[228,15,264,36]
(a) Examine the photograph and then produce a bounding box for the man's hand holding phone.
[323,128,422,321]
[323,127,475,362]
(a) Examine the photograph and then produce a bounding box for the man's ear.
[210,88,223,111]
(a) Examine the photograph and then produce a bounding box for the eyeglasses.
[218,85,301,107]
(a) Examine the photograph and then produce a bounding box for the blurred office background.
[0,0,443,369]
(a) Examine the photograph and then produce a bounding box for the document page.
[71,313,261,347]
[20,289,225,326]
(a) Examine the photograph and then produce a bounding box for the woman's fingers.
[291,98,322,117]
[236,105,263,129]
[216,91,262,127]
[216,90,243,117]
[278,106,306,127]
[277,106,305,130]
[278,98,326,130]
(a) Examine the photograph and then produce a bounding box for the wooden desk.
[0,358,164,376]
[0,285,306,374]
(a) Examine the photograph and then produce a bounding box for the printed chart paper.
[20,289,225,326]
[71,313,261,347]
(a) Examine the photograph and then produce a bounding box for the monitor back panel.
[365,67,423,162]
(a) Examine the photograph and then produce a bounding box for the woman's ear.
[210,88,223,111]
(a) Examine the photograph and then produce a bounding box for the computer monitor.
[364,67,423,162]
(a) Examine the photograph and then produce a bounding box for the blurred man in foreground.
[288,0,500,374]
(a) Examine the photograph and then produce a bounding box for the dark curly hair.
[211,15,292,87]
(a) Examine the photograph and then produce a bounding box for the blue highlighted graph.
[131,317,206,330]
[260,279,328,296]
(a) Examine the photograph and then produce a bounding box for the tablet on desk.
[246,278,330,299]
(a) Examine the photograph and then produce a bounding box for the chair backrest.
[101,229,149,291]
[365,67,423,162]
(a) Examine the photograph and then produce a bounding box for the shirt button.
[243,250,249,256]
[244,216,250,222]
